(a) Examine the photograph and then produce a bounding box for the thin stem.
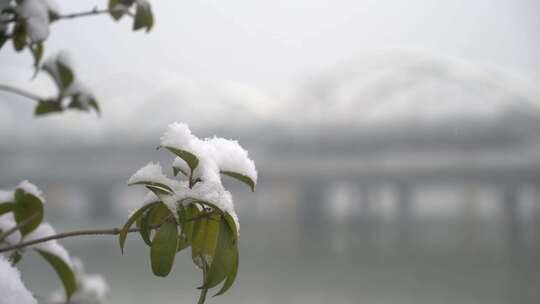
[0,213,39,242]
[198,256,209,304]
[197,287,208,304]
[0,84,41,102]
[55,7,133,21]
[0,212,213,253]
[56,8,111,20]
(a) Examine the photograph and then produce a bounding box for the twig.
[0,84,41,102]
[0,212,213,253]
[55,7,133,21]
[56,8,111,20]
[0,213,39,242]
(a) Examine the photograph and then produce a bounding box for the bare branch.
[55,7,133,21]
[0,84,41,102]
[0,212,213,253]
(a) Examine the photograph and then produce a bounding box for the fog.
[1,0,540,303]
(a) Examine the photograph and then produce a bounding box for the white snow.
[129,122,255,233]
[0,213,21,245]
[0,256,37,304]
[127,162,177,190]
[17,0,57,42]
[160,122,258,184]
[16,180,45,202]
[207,136,257,183]
[142,191,160,205]
[25,222,72,266]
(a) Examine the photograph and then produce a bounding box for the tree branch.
[55,7,133,21]
[0,212,213,253]
[0,84,41,102]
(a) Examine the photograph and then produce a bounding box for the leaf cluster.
[121,142,256,303]
[0,185,77,300]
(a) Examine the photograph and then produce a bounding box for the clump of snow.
[25,222,71,266]
[207,136,257,182]
[16,0,58,42]
[142,191,160,205]
[128,162,178,190]
[160,122,258,184]
[129,122,256,234]
[0,256,37,304]
[48,257,109,304]
[16,180,45,202]
[0,212,21,245]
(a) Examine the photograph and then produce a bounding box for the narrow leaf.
[118,201,159,254]
[35,100,62,116]
[128,180,173,193]
[213,251,239,297]
[150,220,178,277]
[192,213,220,267]
[57,60,74,89]
[221,171,256,192]
[36,250,77,299]
[12,23,26,51]
[204,219,236,289]
[162,146,199,172]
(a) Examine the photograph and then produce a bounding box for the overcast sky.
[1,0,539,142]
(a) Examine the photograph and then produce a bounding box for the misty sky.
[1,0,540,141]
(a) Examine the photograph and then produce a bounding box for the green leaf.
[222,212,238,243]
[133,1,154,32]
[12,23,26,52]
[0,31,9,50]
[128,181,173,193]
[108,0,125,20]
[162,146,199,172]
[13,189,43,236]
[221,171,256,192]
[57,60,74,89]
[30,42,44,73]
[0,202,13,216]
[88,97,101,115]
[138,209,153,246]
[118,201,160,254]
[213,251,238,297]
[181,204,199,243]
[204,218,237,290]
[150,219,178,277]
[36,250,77,299]
[35,100,62,116]
[192,213,221,268]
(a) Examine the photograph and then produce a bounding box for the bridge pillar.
[299,181,328,227]
[501,184,521,254]
[86,183,115,219]
[395,182,414,244]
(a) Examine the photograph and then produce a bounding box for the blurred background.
[1,0,540,303]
